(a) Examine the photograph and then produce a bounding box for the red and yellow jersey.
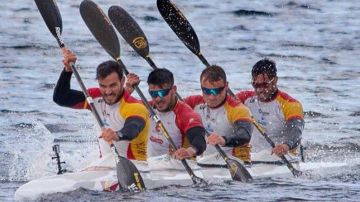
[237,90,304,152]
[147,100,204,158]
[184,95,252,161]
[82,89,149,161]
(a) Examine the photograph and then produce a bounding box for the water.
[1,0,360,201]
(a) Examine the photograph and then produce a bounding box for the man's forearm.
[283,118,304,149]
[223,121,253,147]
[186,126,206,156]
[118,117,146,141]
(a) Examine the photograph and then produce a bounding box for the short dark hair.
[147,68,174,87]
[96,60,123,80]
[200,65,227,83]
[252,58,277,79]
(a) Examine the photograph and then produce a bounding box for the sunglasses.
[201,86,225,95]
[252,78,275,89]
[148,88,172,98]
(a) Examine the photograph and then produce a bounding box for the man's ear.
[274,76,278,84]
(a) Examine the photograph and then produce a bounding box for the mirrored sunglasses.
[201,86,225,95]
[148,88,172,98]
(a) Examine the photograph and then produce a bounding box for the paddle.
[108,5,252,183]
[34,0,146,192]
[79,0,207,186]
[157,0,302,177]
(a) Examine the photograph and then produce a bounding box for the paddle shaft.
[158,0,301,177]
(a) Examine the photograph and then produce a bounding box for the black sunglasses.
[252,78,275,89]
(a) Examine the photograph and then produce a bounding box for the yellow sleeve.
[224,102,252,123]
[119,100,149,121]
[119,98,149,161]
[277,97,304,120]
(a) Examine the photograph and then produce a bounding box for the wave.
[232,9,274,17]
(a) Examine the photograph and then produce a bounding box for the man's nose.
[154,96,162,102]
[208,94,217,99]
[104,87,112,94]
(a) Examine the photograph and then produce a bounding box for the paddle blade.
[116,156,146,192]
[108,6,150,59]
[34,0,64,47]
[80,0,120,60]
[157,0,200,55]
[227,159,253,182]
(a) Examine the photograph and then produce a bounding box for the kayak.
[14,152,346,201]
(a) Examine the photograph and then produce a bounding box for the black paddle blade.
[157,0,200,55]
[34,0,64,47]
[108,6,150,59]
[291,167,303,177]
[192,175,208,186]
[227,159,253,182]
[116,156,146,192]
[80,0,120,60]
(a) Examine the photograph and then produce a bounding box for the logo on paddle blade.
[132,37,147,49]
[55,27,64,45]
[230,162,238,177]
[127,183,140,192]
[134,172,144,191]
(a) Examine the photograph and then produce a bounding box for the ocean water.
[1,0,359,201]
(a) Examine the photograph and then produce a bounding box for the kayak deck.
[14,154,347,201]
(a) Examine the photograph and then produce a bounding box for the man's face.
[98,72,124,105]
[148,83,176,112]
[201,78,227,108]
[252,74,277,102]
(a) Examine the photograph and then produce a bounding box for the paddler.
[236,58,304,161]
[126,68,207,161]
[183,65,254,164]
[53,48,149,161]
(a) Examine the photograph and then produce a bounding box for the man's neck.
[208,96,227,109]
[159,97,178,112]
[261,89,278,102]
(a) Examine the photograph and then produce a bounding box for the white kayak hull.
[15,153,346,201]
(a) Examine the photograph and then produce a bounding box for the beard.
[103,92,122,105]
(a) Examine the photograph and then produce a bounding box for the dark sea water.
[1,0,360,201]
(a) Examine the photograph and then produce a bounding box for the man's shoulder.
[173,100,204,131]
[236,90,256,103]
[183,95,205,109]
[120,91,148,117]
[174,100,197,114]
[276,90,301,104]
[122,90,143,104]
[225,95,243,107]
[88,87,102,98]
[173,100,202,121]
